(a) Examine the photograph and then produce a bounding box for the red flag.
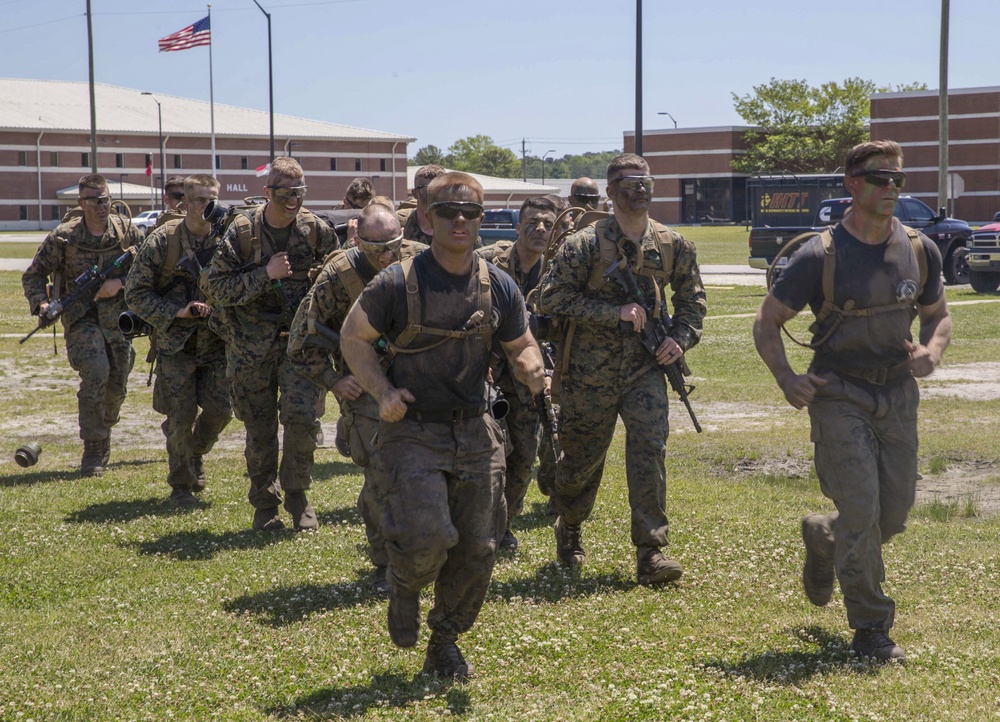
[145,163,152,177]
[158,16,211,53]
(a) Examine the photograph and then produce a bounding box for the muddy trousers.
[349,411,388,568]
[809,373,919,631]
[554,366,671,549]
[65,320,135,442]
[380,414,506,636]
[501,391,542,521]
[153,345,232,490]
[230,342,322,510]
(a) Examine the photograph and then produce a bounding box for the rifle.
[603,254,703,433]
[535,391,563,466]
[20,249,135,345]
[301,319,342,353]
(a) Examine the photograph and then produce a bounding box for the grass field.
[1,269,998,721]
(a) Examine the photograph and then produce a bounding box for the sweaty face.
[427,186,483,253]
[185,184,219,221]
[607,169,652,214]
[517,208,557,256]
[265,174,306,225]
[846,155,903,221]
[78,186,111,230]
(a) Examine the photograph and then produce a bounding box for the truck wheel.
[969,271,1000,293]
[943,247,970,285]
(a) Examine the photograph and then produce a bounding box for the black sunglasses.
[849,170,907,189]
[428,201,484,220]
[168,191,185,201]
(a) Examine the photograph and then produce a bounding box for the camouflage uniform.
[287,241,425,566]
[402,210,434,246]
[22,216,142,446]
[124,219,232,493]
[357,252,528,636]
[772,220,943,632]
[478,241,544,521]
[203,205,336,514]
[537,217,705,550]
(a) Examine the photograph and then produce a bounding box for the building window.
[241,156,249,170]
[50,152,59,167]
[681,178,738,224]
[51,205,61,221]
[18,150,28,166]
[81,152,90,167]
[330,158,337,171]
[215,155,222,170]
[115,153,124,168]
[19,205,28,221]
[380,158,387,172]
[355,158,362,172]
[173,154,182,169]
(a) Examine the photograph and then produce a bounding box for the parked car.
[966,220,1000,293]
[479,209,519,245]
[132,210,162,235]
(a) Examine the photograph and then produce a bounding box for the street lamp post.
[658,112,677,129]
[252,0,276,163]
[141,92,165,209]
[542,149,556,184]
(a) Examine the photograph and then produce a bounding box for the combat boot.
[252,507,285,532]
[636,546,683,585]
[423,630,474,680]
[387,586,420,648]
[554,516,586,567]
[499,528,519,551]
[169,486,197,507]
[284,490,318,531]
[852,629,906,663]
[371,566,391,596]
[80,441,105,478]
[801,513,836,606]
[99,436,111,468]
[192,455,207,493]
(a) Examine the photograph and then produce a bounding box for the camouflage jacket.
[537,216,706,381]
[124,218,225,357]
[402,209,433,245]
[22,215,143,334]
[203,205,337,367]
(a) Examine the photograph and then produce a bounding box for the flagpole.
[208,3,217,180]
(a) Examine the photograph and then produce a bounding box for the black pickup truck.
[966,219,1000,293]
[478,209,520,245]
[748,196,974,285]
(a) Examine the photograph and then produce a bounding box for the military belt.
[405,405,488,423]
[814,360,912,386]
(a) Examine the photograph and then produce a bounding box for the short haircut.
[845,140,904,174]
[545,194,570,213]
[519,195,559,218]
[78,174,108,194]
[427,172,484,205]
[368,195,394,210]
[358,203,401,236]
[345,177,375,203]
[414,164,446,189]
[570,177,599,197]
[164,176,186,193]
[606,153,649,180]
[268,157,304,185]
[184,174,219,197]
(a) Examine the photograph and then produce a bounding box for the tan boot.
[636,546,683,585]
[554,517,586,567]
[284,490,318,531]
[80,441,105,478]
[801,513,836,606]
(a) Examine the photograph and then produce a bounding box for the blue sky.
[3,1,998,158]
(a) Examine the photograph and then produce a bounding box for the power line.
[0,13,81,35]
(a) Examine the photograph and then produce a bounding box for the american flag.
[158,16,211,52]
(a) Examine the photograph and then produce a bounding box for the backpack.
[767,224,928,349]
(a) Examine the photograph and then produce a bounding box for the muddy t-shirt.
[772,221,943,370]
[359,251,529,412]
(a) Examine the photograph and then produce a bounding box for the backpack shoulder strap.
[158,219,194,290]
[329,250,367,302]
[903,226,927,295]
[584,219,619,293]
[229,211,259,264]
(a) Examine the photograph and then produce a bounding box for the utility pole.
[937,0,950,214]
[522,138,527,182]
[635,0,643,157]
[86,0,97,172]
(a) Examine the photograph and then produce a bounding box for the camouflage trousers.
[554,365,670,549]
[500,391,541,520]
[380,414,506,636]
[65,319,135,442]
[152,344,232,490]
[536,415,557,497]
[346,410,388,568]
[809,372,919,631]
[229,342,323,510]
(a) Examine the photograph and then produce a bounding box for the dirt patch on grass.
[920,362,1000,401]
[916,460,1000,517]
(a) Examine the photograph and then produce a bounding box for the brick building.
[0,78,414,231]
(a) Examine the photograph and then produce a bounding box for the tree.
[446,135,519,177]
[411,144,445,166]
[731,77,927,174]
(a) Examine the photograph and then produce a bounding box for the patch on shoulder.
[896,279,918,304]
